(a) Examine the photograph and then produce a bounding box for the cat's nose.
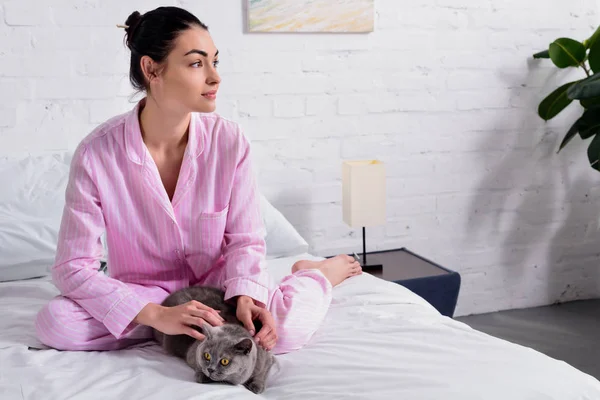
[207,367,215,374]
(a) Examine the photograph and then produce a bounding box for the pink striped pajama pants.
[35,268,332,355]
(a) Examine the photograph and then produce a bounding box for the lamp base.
[356,255,383,272]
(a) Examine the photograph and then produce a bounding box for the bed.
[2,153,600,399]
[2,253,600,399]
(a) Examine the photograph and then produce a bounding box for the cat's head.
[195,323,258,384]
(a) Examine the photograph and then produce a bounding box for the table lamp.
[342,160,386,271]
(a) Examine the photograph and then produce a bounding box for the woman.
[35,6,361,355]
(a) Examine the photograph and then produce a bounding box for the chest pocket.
[189,205,229,265]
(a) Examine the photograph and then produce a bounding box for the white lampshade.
[342,160,386,228]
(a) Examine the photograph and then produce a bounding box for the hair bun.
[124,11,143,43]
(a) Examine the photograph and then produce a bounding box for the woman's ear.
[140,55,159,84]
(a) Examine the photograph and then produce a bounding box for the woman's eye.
[213,60,219,68]
[192,61,202,68]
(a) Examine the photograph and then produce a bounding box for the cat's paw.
[244,378,265,394]
[195,371,214,384]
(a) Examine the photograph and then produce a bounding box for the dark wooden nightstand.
[342,247,461,317]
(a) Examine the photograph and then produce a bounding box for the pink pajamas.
[34,99,332,355]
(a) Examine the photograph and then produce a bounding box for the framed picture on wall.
[247,0,374,33]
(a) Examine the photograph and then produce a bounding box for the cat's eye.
[220,358,230,366]
[204,352,211,361]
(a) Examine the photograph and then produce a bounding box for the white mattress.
[2,253,600,400]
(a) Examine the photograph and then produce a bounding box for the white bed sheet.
[1,253,600,400]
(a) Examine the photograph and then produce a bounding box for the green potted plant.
[534,26,600,170]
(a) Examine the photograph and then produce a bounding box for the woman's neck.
[139,96,190,152]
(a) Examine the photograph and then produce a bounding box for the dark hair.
[123,7,208,92]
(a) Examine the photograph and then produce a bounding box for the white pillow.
[0,151,308,281]
[0,152,72,281]
[259,194,309,259]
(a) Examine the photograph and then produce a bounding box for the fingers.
[183,315,211,330]
[256,326,277,350]
[240,314,256,336]
[255,311,277,350]
[258,309,276,332]
[264,329,277,349]
[254,325,272,344]
[190,301,224,322]
[184,326,205,341]
[197,310,224,327]
[263,336,277,350]
[186,306,224,327]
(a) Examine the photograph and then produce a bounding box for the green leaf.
[533,50,550,59]
[567,73,600,99]
[557,118,581,153]
[538,81,579,120]
[549,38,587,68]
[584,25,600,49]
[587,133,600,171]
[577,108,600,139]
[589,38,600,73]
[580,97,600,108]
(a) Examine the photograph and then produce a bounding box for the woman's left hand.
[236,296,277,351]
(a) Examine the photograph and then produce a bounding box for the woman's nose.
[207,68,221,85]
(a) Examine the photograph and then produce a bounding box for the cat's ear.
[200,322,214,340]
[234,338,253,355]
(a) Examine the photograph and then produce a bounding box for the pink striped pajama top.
[36,99,332,354]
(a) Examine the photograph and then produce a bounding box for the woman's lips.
[202,90,217,100]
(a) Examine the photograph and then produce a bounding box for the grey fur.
[152,286,276,394]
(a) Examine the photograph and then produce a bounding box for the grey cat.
[153,286,276,394]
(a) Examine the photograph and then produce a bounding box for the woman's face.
[147,26,221,114]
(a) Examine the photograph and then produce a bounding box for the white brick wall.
[1,0,599,317]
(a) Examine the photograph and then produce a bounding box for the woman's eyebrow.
[184,49,219,57]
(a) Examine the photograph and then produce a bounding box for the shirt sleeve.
[221,128,271,308]
[51,142,150,339]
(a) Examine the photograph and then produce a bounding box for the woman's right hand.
[135,301,225,340]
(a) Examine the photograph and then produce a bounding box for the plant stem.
[582,62,591,77]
